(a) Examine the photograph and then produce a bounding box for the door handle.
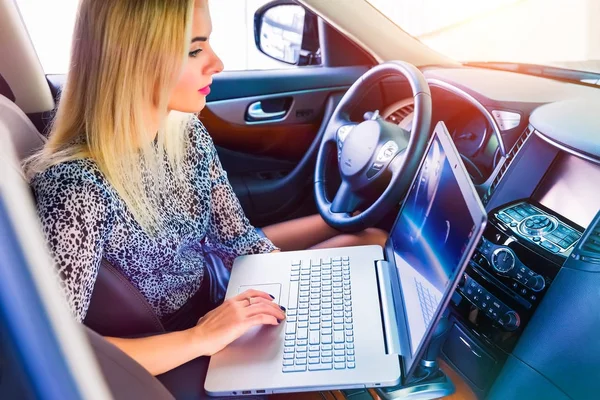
[247,101,286,120]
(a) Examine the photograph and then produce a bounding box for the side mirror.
[254,1,320,66]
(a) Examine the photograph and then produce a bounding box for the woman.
[27,0,386,376]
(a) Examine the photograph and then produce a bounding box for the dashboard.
[382,87,498,185]
[378,65,600,399]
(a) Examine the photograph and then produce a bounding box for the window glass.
[15,0,299,74]
[367,0,600,73]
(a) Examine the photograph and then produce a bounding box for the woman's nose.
[207,46,224,75]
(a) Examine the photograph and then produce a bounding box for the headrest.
[0,94,45,162]
[0,74,15,102]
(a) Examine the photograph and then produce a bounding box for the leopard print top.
[32,117,277,322]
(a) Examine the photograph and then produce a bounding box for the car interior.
[1,0,600,399]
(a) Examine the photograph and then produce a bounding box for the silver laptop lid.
[385,121,487,379]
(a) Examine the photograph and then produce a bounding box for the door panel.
[201,101,320,161]
[204,87,340,160]
[203,66,368,226]
[209,93,344,227]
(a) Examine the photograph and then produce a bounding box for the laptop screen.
[390,133,478,356]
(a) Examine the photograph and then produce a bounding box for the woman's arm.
[194,119,278,263]
[32,168,114,322]
[105,329,203,376]
[105,289,285,376]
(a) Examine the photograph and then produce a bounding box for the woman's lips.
[198,85,211,96]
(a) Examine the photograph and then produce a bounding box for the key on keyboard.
[415,278,439,327]
[283,257,355,372]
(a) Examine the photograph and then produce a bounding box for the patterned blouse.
[32,117,277,322]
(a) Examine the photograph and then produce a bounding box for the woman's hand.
[192,289,286,356]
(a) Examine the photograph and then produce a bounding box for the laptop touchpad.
[238,283,282,304]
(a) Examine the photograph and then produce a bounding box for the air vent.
[386,104,414,124]
[483,125,533,205]
[582,226,600,254]
[575,216,600,264]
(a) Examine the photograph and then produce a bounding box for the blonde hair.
[26,0,196,233]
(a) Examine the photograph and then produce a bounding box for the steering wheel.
[314,61,432,233]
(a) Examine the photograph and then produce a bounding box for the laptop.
[205,121,487,396]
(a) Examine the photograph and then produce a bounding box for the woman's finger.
[232,289,275,304]
[244,303,285,320]
[244,314,279,330]
[248,297,286,313]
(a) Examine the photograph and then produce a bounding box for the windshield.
[367,0,600,74]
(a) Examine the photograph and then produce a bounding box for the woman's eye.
[189,49,202,58]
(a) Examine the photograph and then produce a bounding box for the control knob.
[500,310,520,331]
[491,248,515,274]
[526,275,546,292]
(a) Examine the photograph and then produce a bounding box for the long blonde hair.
[26,0,196,233]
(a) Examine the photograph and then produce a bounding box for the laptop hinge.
[375,259,402,356]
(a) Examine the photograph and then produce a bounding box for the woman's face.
[168,0,224,113]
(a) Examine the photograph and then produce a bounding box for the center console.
[440,199,584,396]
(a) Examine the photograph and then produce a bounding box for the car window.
[15,0,299,74]
[210,0,297,71]
[367,0,600,74]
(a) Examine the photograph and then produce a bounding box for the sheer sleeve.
[192,120,278,267]
[32,165,114,322]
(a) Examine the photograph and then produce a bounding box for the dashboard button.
[366,167,380,179]
[541,240,560,253]
[525,275,546,292]
[506,210,524,221]
[555,225,571,237]
[498,214,512,224]
[500,311,520,331]
[376,141,399,162]
[559,239,572,248]
[519,204,536,215]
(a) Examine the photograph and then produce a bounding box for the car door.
[203,0,375,227]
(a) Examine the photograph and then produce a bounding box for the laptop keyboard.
[282,256,355,373]
[415,278,439,327]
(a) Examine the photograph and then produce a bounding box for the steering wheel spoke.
[330,181,363,214]
[336,123,358,160]
[388,149,408,177]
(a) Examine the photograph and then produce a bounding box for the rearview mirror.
[254,1,320,66]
